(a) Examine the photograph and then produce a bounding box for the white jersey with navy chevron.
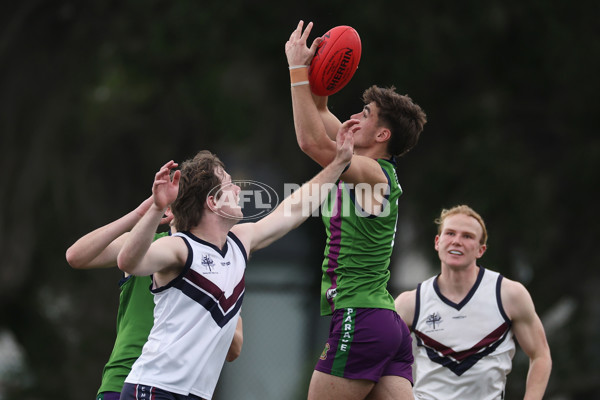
[125,231,246,400]
[412,267,516,400]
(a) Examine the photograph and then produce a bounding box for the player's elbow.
[297,141,331,168]
[65,247,85,269]
[226,337,243,362]
[117,252,135,274]
[540,347,553,371]
[297,137,317,155]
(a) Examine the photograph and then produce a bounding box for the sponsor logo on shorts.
[339,308,355,352]
[320,342,330,360]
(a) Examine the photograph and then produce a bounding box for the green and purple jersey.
[320,158,401,316]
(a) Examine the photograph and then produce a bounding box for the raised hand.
[152,160,181,210]
[335,119,358,165]
[285,20,323,67]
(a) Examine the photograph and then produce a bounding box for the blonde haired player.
[395,205,552,399]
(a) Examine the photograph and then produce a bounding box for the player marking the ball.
[285,20,427,400]
[308,25,362,96]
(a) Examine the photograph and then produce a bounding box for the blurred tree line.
[0,0,598,399]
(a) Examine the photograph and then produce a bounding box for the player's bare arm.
[118,161,184,281]
[286,20,388,216]
[394,290,417,329]
[232,120,354,254]
[501,278,552,399]
[226,317,244,362]
[66,196,173,270]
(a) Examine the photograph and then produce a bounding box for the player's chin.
[217,208,243,221]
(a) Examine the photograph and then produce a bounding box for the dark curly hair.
[362,85,427,157]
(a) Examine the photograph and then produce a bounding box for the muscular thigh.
[308,370,374,400]
[365,376,414,400]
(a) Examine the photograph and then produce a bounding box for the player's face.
[435,214,486,269]
[213,168,242,220]
[350,102,383,149]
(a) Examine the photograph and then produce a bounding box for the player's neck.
[189,215,236,251]
[438,264,480,301]
[355,146,390,160]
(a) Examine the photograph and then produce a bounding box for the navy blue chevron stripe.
[416,327,511,376]
[174,279,244,328]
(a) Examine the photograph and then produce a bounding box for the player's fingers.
[309,37,322,54]
[342,118,360,129]
[171,170,181,185]
[290,20,303,40]
[300,21,313,42]
[161,160,175,170]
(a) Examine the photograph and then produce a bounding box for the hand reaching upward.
[152,160,180,210]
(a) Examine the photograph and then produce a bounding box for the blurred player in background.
[66,196,243,400]
[285,20,427,400]
[117,122,355,400]
[395,205,552,399]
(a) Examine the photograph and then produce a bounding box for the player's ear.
[206,195,218,212]
[376,127,391,143]
[477,244,487,258]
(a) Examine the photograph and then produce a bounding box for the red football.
[309,25,362,96]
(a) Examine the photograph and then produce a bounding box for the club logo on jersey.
[426,312,443,330]
[326,287,337,300]
[320,342,330,360]
[201,254,216,272]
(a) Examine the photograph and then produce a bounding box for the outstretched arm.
[66,196,173,270]
[285,20,341,167]
[502,279,552,399]
[285,21,388,192]
[117,161,182,277]
[232,120,355,254]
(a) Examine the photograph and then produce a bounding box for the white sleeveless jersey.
[125,231,246,399]
[412,267,516,400]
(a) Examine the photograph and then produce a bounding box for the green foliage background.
[1,0,598,398]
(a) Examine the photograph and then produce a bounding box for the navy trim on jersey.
[151,235,194,293]
[413,282,422,330]
[227,231,248,263]
[416,322,512,376]
[174,268,245,327]
[182,230,229,258]
[433,266,485,311]
[381,156,397,167]
[151,231,246,326]
[496,275,511,324]
[118,274,132,287]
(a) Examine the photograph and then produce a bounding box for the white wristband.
[288,65,309,70]
[291,81,309,87]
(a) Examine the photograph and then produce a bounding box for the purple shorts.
[121,383,205,400]
[315,308,413,383]
[96,392,119,400]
